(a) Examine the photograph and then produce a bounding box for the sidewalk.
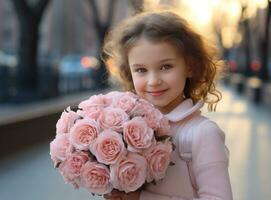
[203,85,271,200]
[0,88,113,157]
[0,85,270,200]
[0,88,113,126]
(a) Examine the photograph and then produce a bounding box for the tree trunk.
[243,18,252,76]
[17,19,39,90]
[87,0,117,89]
[11,0,50,99]
[260,1,271,81]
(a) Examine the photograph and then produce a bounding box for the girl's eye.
[161,64,172,70]
[134,68,147,73]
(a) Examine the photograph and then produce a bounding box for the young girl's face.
[128,38,191,113]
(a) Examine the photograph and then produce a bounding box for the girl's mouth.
[147,89,168,96]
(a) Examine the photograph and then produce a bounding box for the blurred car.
[58,55,99,93]
[59,55,99,75]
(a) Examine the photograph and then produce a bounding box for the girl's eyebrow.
[158,58,175,63]
[131,64,145,68]
[131,58,175,68]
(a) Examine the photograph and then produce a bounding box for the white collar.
[165,99,204,122]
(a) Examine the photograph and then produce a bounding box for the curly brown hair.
[103,11,223,111]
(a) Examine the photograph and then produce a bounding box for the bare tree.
[85,0,117,89]
[259,1,271,81]
[11,0,51,98]
[239,5,252,77]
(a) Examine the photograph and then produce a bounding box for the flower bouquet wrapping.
[50,91,174,195]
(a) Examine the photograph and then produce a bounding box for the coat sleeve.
[139,121,233,200]
[192,120,233,200]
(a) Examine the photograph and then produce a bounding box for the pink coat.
[140,99,233,200]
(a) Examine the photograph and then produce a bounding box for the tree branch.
[88,0,102,32]
[80,1,92,25]
[11,0,31,20]
[11,0,50,24]
[33,0,51,22]
[105,0,117,28]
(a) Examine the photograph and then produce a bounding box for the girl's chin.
[147,100,168,108]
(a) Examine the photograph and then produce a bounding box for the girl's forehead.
[128,40,186,66]
[128,38,182,62]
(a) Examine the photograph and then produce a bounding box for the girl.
[103,11,233,200]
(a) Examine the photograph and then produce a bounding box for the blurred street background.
[0,0,270,199]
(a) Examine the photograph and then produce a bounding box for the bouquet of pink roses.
[50,91,173,195]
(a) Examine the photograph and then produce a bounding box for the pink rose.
[113,93,137,114]
[143,108,163,130]
[90,130,126,165]
[130,98,154,117]
[81,161,113,195]
[143,139,172,183]
[110,153,147,193]
[69,118,100,150]
[77,106,103,121]
[123,117,154,152]
[79,94,112,107]
[125,91,139,98]
[58,151,90,188]
[98,107,129,132]
[105,91,124,99]
[78,95,111,120]
[50,134,73,165]
[156,117,171,136]
[56,107,80,134]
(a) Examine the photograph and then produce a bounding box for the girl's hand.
[103,189,141,200]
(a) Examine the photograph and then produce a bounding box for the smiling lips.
[147,89,168,96]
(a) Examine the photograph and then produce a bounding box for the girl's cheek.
[132,76,144,87]
[133,81,144,95]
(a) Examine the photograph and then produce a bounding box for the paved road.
[0,85,270,200]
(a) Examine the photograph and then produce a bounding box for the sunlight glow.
[219,1,242,48]
[144,0,268,48]
[241,0,268,18]
[255,0,268,8]
[181,0,213,26]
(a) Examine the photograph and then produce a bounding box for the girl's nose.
[148,73,162,86]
